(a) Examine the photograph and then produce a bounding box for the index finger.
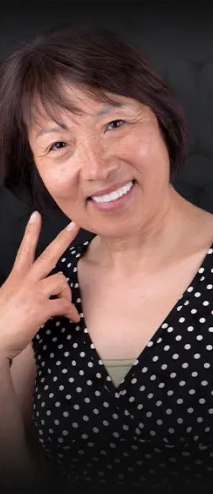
[13,211,42,275]
[30,221,80,281]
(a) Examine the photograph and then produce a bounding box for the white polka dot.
[188,389,196,395]
[161,364,167,370]
[167,390,174,396]
[177,398,183,405]
[192,371,198,377]
[196,335,203,340]
[184,344,191,350]
[177,418,183,424]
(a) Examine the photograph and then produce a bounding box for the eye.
[49,141,67,152]
[107,119,125,131]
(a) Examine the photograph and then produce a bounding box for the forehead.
[28,84,141,135]
[52,84,138,111]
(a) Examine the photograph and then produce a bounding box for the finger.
[30,221,80,281]
[40,273,73,302]
[13,211,42,275]
[48,298,81,323]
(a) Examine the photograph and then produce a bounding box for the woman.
[0,26,212,494]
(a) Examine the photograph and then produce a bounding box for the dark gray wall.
[0,0,213,283]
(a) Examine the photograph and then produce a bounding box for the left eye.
[49,141,66,151]
[107,119,125,130]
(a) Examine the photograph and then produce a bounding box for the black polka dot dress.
[32,240,213,494]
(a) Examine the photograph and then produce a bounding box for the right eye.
[49,141,67,152]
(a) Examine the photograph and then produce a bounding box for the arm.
[0,217,80,493]
[0,344,49,494]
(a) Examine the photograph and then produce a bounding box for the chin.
[92,221,138,239]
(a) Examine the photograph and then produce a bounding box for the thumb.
[49,298,81,323]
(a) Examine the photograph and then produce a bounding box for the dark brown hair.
[0,26,187,213]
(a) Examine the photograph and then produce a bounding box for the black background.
[0,0,213,283]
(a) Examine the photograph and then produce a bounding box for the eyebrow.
[95,102,128,116]
[36,124,68,138]
[36,102,128,138]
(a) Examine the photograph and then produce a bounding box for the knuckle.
[57,272,67,281]
[37,252,50,265]
[60,298,71,311]
[57,272,69,288]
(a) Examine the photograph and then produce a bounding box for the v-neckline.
[71,239,213,393]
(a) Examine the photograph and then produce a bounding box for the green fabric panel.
[102,358,135,387]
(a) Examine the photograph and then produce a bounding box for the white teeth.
[92,181,133,203]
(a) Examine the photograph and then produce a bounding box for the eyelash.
[48,120,125,152]
[106,119,125,131]
[49,141,66,152]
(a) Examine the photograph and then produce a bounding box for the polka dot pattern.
[32,241,213,494]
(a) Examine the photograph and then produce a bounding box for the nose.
[77,138,118,181]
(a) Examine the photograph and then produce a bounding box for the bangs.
[21,71,116,131]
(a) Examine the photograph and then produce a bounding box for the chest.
[77,254,203,360]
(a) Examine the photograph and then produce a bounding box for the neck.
[91,187,197,277]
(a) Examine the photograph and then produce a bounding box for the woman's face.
[28,85,171,238]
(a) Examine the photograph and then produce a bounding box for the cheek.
[41,166,77,199]
[135,133,169,173]
[121,126,162,162]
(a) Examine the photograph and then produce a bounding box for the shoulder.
[56,236,95,275]
[188,207,213,261]
[198,211,213,270]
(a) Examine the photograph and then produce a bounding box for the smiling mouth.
[88,180,135,204]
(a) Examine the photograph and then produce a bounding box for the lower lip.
[88,182,135,212]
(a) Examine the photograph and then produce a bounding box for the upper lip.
[87,180,133,198]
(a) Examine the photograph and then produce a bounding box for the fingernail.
[66,221,77,231]
[29,211,39,223]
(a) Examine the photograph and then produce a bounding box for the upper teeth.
[92,181,133,203]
